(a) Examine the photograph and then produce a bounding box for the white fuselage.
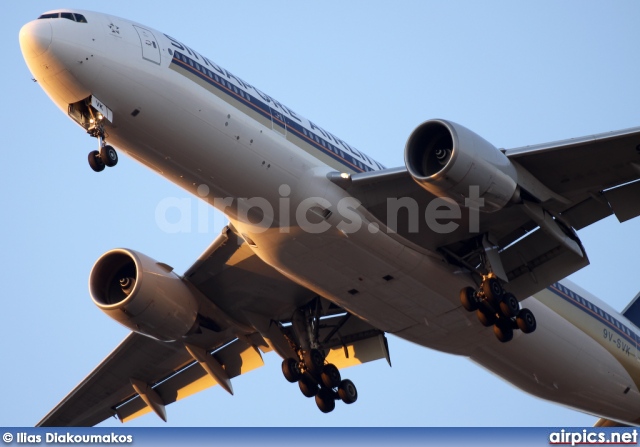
[20,10,640,425]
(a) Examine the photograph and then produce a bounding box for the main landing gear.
[460,274,536,343]
[280,302,358,413]
[282,350,358,413]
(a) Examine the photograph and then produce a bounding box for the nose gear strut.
[87,112,118,172]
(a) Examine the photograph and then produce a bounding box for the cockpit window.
[38,12,88,23]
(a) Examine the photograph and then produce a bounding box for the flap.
[497,226,590,300]
[604,179,640,223]
[325,335,390,369]
[315,313,390,368]
[561,196,612,230]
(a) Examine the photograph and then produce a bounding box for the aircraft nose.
[19,20,52,59]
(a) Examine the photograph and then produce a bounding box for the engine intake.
[90,249,199,341]
[405,119,518,212]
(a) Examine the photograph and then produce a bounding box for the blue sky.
[3,1,640,427]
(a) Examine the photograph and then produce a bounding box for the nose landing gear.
[460,274,537,343]
[87,121,118,173]
[68,96,118,172]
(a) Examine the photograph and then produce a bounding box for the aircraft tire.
[282,358,301,383]
[493,321,513,343]
[320,364,341,389]
[516,308,537,334]
[483,278,503,305]
[100,145,118,167]
[298,375,318,398]
[499,293,519,318]
[88,150,105,172]
[315,388,336,413]
[476,308,497,327]
[460,287,479,312]
[303,349,325,378]
[338,379,358,404]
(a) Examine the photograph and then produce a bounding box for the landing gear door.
[133,25,161,65]
[68,95,113,133]
[90,96,113,123]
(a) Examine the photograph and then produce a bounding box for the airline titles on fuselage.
[164,34,384,172]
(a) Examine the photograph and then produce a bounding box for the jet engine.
[404,119,519,212]
[89,249,199,341]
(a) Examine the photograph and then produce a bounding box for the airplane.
[19,9,640,427]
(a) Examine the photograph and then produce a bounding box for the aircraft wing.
[505,126,640,228]
[340,126,640,299]
[37,331,264,426]
[38,226,389,426]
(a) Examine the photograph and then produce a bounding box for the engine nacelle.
[405,119,518,212]
[89,249,199,342]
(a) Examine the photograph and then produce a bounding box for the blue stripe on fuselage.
[548,282,638,347]
[170,51,382,174]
